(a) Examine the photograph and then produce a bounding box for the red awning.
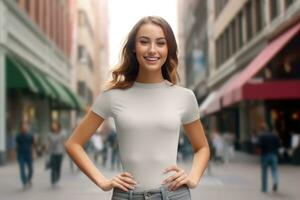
[223,80,300,105]
[201,72,241,115]
[222,22,300,107]
[199,91,218,116]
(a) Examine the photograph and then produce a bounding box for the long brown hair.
[103,16,180,91]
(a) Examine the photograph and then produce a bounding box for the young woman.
[65,16,210,200]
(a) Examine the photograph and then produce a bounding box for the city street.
[1,1,300,200]
[0,152,299,200]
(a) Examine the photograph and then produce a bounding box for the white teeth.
[145,57,159,61]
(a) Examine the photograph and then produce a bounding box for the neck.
[135,70,164,83]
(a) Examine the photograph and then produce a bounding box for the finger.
[121,172,134,178]
[115,177,136,190]
[112,181,129,192]
[162,170,185,184]
[119,176,138,185]
[169,175,188,190]
[167,173,186,188]
[163,165,180,173]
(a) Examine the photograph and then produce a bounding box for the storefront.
[4,55,86,160]
[200,22,300,159]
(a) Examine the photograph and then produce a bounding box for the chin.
[140,63,161,71]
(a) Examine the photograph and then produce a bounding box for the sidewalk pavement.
[0,152,299,200]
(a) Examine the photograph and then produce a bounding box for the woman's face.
[134,23,168,72]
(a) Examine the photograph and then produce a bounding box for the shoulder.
[96,88,122,98]
[171,85,196,98]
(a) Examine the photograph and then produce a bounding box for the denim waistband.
[112,184,189,200]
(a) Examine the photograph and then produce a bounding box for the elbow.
[206,145,211,159]
[64,140,72,153]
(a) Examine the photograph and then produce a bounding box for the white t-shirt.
[92,79,200,190]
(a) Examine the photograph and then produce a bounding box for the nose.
[148,42,157,53]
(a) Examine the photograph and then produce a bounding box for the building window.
[237,12,244,49]
[231,20,237,55]
[224,29,230,62]
[270,0,280,20]
[78,10,94,38]
[220,34,225,66]
[78,45,94,71]
[216,37,221,67]
[77,82,93,105]
[25,0,30,13]
[285,0,295,9]
[215,0,229,17]
[245,1,253,41]
[35,0,40,24]
[228,24,233,57]
[77,81,86,99]
[255,0,265,33]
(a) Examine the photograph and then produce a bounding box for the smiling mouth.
[144,56,160,61]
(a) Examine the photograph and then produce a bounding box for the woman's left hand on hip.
[161,165,197,191]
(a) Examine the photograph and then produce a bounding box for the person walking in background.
[46,121,66,186]
[107,127,121,171]
[212,128,224,164]
[258,123,280,193]
[90,130,104,164]
[98,121,110,168]
[15,121,35,190]
[223,130,235,163]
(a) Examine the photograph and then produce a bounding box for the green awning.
[62,86,86,110]
[6,57,38,93]
[21,64,56,99]
[44,76,76,108]
[6,56,84,110]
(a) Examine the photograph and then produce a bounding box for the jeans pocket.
[111,197,128,200]
[111,193,128,200]
[111,189,129,200]
[167,186,191,200]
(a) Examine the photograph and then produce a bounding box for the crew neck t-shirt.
[91,79,200,191]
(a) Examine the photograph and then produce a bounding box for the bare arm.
[64,111,106,188]
[64,111,136,192]
[183,119,210,186]
[163,119,210,190]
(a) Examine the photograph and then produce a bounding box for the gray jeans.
[111,184,191,200]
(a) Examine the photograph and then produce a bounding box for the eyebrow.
[138,36,166,40]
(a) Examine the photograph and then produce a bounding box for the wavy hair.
[103,16,180,91]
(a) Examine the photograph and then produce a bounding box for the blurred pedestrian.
[223,130,235,163]
[90,130,104,164]
[258,123,280,193]
[65,16,210,200]
[107,127,121,171]
[15,121,35,190]
[212,128,224,164]
[46,121,66,186]
[250,129,259,154]
[98,121,110,168]
[206,133,214,176]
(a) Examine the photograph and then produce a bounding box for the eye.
[157,41,166,46]
[157,40,166,46]
[140,40,148,45]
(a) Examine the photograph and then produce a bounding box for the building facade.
[0,0,88,164]
[178,0,209,93]
[201,0,300,159]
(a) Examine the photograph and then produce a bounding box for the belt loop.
[160,186,168,200]
[129,190,133,200]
